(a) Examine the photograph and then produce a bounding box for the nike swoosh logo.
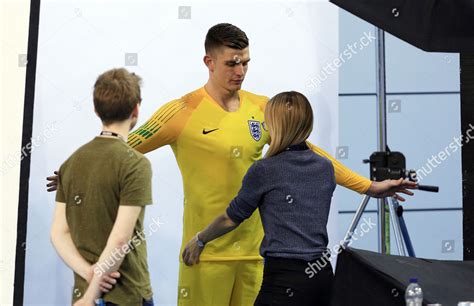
[202,128,219,135]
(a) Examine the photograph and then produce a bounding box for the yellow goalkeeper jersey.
[128,87,371,261]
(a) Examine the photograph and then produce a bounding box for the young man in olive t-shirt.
[50,68,154,306]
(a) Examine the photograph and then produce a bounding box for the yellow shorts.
[177,260,263,306]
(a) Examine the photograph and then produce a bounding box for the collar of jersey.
[200,86,243,113]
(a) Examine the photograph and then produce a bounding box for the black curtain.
[330,0,474,52]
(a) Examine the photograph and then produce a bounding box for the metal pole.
[377,198,387,253]
[388,197,406,256]
[375,27,388,254]
[342,195,371,248]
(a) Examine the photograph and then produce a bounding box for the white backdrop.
[1,1,31,305]
[24,1,339,305]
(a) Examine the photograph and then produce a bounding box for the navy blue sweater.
[226,144,336,261]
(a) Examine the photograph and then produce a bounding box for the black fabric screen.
[332,248,474,305]
[330,0,474,52]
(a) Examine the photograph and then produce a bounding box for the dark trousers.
[254,256,334,306]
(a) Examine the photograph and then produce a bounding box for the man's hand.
[366,178,418,202]
[85,265,121,293]
[46,171,59,192]
[98,271,120,293]
[182,235,204,266]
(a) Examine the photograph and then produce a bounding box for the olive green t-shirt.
[55,136,153,305]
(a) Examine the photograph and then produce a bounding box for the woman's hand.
[181,213,239,266]
[366,178,418,202]
[182,235,204,266]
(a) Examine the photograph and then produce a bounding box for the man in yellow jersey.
[126,24,416,306]
[47,23,415,306]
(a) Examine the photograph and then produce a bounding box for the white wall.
[21,1,339,305]
[0,1,31,305]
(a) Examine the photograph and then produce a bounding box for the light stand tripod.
[341,28,439,256]
[342,150,439,256]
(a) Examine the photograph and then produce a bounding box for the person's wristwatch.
[196,232,206,248]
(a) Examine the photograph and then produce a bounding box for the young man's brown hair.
[93,68,142,125]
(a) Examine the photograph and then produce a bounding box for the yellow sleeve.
[306,141,372,194]
[127,99,189,154]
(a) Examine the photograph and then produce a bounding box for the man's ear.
[203,54,214,72]
[131,103,140,118]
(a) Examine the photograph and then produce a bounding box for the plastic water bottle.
[405,278,423,306]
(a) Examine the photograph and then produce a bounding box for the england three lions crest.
[248,120,262,141]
